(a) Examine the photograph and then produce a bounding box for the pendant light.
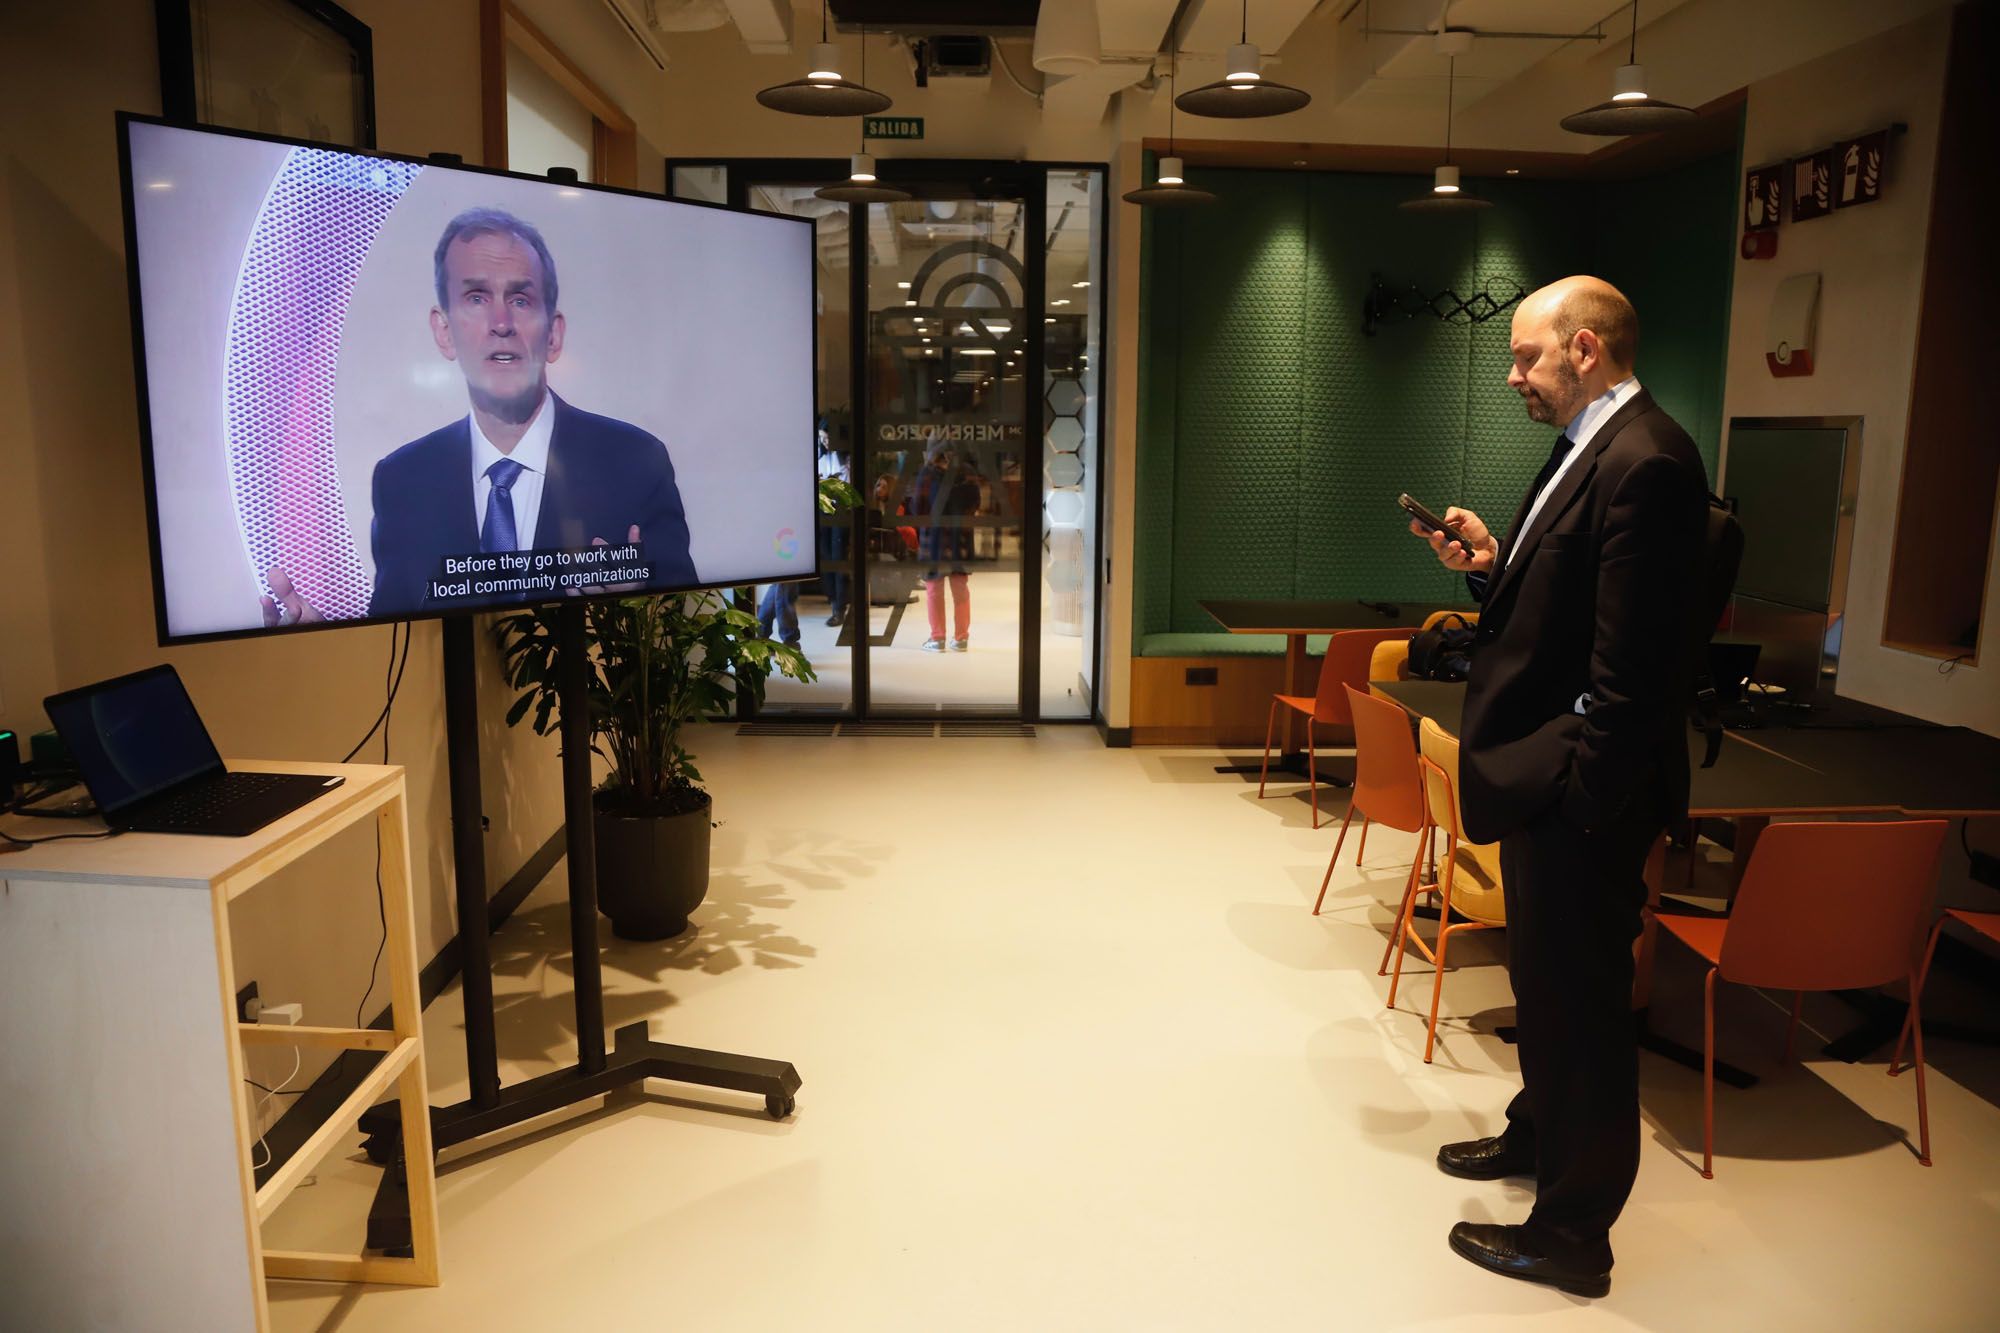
[1124,57,1217,207]
[1175,0,1310,119]
[757,0,891,117]
[816,31,913,203]
[1401,35,1491,212]
[1559,0,1693,136]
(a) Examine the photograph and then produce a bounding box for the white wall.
[0,0,563,1123]
[1719,6,1997,735]
[507,40,595,179]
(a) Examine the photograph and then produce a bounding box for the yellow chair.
[1367,610,1479,684]
[1386,716,1508,1063]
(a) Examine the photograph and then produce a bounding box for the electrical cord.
[341,621,412,763]
[249,1046,303,1172]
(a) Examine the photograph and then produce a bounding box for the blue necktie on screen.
[481,458,525,553]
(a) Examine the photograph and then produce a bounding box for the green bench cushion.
[1136,632,1335,658]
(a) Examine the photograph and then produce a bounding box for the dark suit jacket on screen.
[1458,389,1708,846]
[366,393,698,618]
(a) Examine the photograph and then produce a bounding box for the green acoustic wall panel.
[1591,147,1741,479]
[1166,170,1308,633]
[1134,149,1739,640]
[1133,178,1176,642]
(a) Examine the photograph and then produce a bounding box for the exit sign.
[864,116,924,141]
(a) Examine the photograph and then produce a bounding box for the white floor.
[762,573,1094,716]
[267,729,2000,1330]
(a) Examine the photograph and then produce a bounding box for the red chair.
[1314,686,1427,967]
[1655,820,1947,1178]
[1258,628,1410,828]
[1890,909,2000,1076]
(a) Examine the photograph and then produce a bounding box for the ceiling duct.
[826,1,1040,39]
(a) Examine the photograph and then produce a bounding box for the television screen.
[118,115,817,643]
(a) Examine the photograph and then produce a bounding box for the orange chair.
[1387,718,1508,1062]
[1314,686,1427,960]
[1367,609,1480,685]
[1655,819,1947,1178]
[1889,908,2000,1076]
[1258,627,1411,828]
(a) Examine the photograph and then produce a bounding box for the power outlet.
[236,980,260,1024]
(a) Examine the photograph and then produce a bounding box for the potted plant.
[494,482,854,939]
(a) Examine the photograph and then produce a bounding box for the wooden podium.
[0,762,438,1332]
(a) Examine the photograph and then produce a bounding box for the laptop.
[44,665,342,836]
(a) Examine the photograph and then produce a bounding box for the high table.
[0,762,438,1332]
[1200,599,1467,772]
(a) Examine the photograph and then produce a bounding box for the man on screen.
[262,206,697,625]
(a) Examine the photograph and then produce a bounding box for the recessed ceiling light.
[1292,159,1307,167]
[1052,299,1070,306]
[905,300,917,306]
[1044,317,1056,323]
[1072,281,1090,288]
[1505,168,1521,175]
[897,281,911,288]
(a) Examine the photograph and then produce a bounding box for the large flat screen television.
[117,114,818,644]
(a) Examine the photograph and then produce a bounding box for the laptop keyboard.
[140,772,314,829]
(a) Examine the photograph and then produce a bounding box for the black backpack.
[1407,613,1478,683]
[1689,492,1745,768]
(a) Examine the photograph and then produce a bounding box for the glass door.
[859,185,1038,716]
[676,159,1104,722]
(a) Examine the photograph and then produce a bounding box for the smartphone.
[1398,492,1460,540]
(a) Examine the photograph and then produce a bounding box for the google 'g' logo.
[774,528,800,559]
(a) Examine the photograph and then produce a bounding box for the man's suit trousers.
[1496,803,1660,1267]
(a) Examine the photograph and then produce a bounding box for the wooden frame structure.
[0,762,438,1331]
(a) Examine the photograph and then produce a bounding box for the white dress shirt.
[1505,375,1642,569]
[470,390,554,551]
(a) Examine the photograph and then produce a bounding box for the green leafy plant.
[494,477,854,817]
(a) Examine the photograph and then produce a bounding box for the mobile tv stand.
[357,607,799,1252]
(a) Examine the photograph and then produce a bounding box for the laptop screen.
[45,667,225,816]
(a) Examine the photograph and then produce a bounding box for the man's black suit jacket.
[366,393,698,618]
[1459,388,1708,846]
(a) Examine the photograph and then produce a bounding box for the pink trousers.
[924,572,970,641]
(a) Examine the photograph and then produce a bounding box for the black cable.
[243,1078,309,1097]
[340,621,412,763]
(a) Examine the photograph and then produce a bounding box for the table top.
[1371,681,2000,818]
[1200,598,1471,635]
[0,761,402,889]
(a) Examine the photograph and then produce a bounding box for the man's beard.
[469,377,545,425]
[1522,356,1583,425]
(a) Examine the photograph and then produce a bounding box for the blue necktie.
[481,458,524,553]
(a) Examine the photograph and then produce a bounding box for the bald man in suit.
[1413,276,1708,1297]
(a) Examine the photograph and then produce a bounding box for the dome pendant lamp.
[1124,56,1217,207]
[1174,0,1310,119]
[1559,0,1694,136]
[757,0,892,117]
[817,31,913,203]
[1401,38,1491,212]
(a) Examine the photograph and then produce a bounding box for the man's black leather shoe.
[1447,1222,1611,1298]
[1436,1134,1535,1180]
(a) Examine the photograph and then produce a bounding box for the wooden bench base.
[1130,656,1292,747]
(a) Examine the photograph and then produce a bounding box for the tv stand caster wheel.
[765,1093,795,1120]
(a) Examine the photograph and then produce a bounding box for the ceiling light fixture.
[815,30,912,202]
[1401,33,1492,212]
[1175,1,1310,119]
[1559,0,1694,136]
[1125,50,1219,207]
[758,1,891,117]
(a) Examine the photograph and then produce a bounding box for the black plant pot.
[593,793,711,941]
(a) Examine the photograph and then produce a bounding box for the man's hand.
[1411,507,1498,575]
[571,525,648,596]
[260,568,325,627]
